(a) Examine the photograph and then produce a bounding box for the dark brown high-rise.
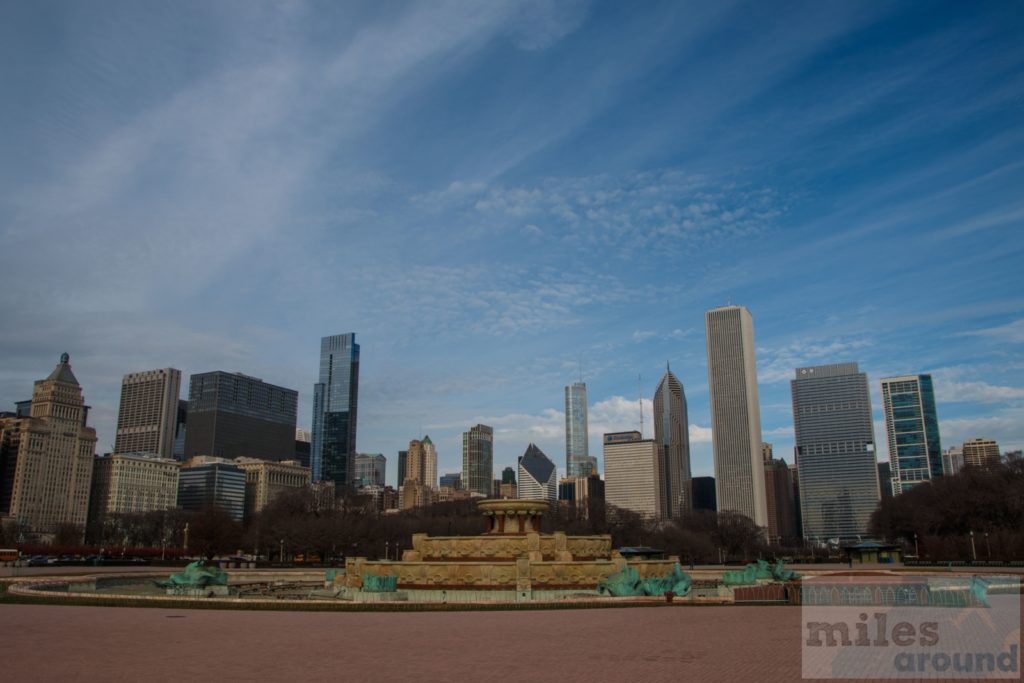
[183,371,297,462]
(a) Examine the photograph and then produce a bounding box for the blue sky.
[2,1,1023,487]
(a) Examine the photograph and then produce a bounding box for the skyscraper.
[353,453,386,487]
[517,443,558,504]
[177,458,246,521]
[962,438,1000,469]
[792,363,880,542]
[0,353,96,537]
[462,424,493,497]
[401,439,433,509]
[880,374,942,494]
[114,368,181,458]
[692,476,717,512]
[422,435,438,491]
[762,444,797,542]
[603,431,662,519]
[653,366,691,518]
[564,382,596,477]
[941,448,964,476]
[311,333,360,486]
[705,305,768,527]
[397,450,408,488]
[183,371,298,462]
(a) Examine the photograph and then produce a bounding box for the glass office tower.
[653,367,691,518]
[564,382,595,477]
[311,333,360,486]
[881,374,943,494]
[792,363,880,542]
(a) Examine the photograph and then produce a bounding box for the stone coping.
[4,573,731,608]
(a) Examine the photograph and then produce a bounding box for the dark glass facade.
[183,372,298,462]
[311,333,360,486]
[177,462,246,521]
[692,476,717,511]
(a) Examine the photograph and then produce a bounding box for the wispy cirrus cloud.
[413,168,785,256]
[757,338,874,384]
[955,319,1024,344]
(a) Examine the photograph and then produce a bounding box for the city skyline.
[1,3,1022,483]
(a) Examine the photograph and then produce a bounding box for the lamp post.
[279,539,285,563]
[385,540,390,561]
[183,523,189,555]
[913,533,919,558]
[985,531,991,559]
[969,530,977,562]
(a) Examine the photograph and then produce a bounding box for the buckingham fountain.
[8,499,814,606]
[327,499,694,603]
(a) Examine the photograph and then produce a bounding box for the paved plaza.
[3,603,807,682]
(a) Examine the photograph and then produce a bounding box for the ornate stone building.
[89,452,180,520]
[0,354,97,538]
[234,457,311,518]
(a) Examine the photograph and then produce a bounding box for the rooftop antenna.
[638,373,644,438]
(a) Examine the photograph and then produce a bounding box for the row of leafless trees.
[2,488,784,563]
[870,458,1024,560]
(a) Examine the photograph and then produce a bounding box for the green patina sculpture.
[598,563,692,597]
[362,575,398,592]
[156,560,228,588]
[969,575,990,607]
[722,559,798,586]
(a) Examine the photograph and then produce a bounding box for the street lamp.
[279,539,285,563]
[985,531,991,559]
[385,540,390,561]
[913,533,919,558]
[969,530,977,562]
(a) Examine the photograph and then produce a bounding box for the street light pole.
[969,530,977,561]
[914,533,919,558]
[985,532,990,559]
[279,539,285,563]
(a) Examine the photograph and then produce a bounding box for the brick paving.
[3,600,1022,682]
[1,603,809,682]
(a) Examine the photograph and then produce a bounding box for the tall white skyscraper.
[705,305,768,527]
[564,382,595,477]
[114,368,181,458]
[653,367,691,518]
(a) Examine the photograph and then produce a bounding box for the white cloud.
[757,338,873,384]
[939,411,1024,453]
[956,319,1024,344]
[929,366,1024,404]
[689,424,713,443]
[763,425,794,439]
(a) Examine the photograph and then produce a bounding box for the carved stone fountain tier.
[478,499,548,534]
[338,500,681,601]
